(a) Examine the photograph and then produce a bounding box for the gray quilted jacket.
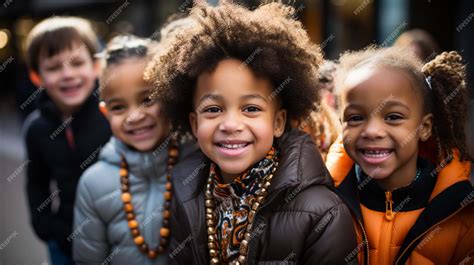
[73,137,196,265]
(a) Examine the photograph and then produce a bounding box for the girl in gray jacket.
[72,35,195,265]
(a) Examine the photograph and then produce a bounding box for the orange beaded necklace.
[119,143,179,259]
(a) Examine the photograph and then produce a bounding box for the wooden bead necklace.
[204,159,279,265]
[119,143,179,260]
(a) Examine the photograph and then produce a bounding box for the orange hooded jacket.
[326,136,474,265]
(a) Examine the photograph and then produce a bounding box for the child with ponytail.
[327,46,473,265]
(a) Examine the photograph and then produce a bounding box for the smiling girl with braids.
[326,46,474,265]
[72,34,197,265]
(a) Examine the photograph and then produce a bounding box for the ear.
[189,111,198,139]
[29,71,42,88]
[98,101,109,118]
[273,109,287,138]
[419,113,433,141]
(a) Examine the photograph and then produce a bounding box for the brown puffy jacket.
[169,129,358,264]
[326,137,474,265]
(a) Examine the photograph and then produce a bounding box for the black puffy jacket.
[169,129,358,264]
[23,90,111,256]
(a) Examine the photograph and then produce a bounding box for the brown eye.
[46,65,61,71]
[385,114,403,121]
[346,115,364,125]
[142,97,155,106]
[71,59,85,67]
[109,104,125,113]
[203,106,221,113]
[243,106,261,112]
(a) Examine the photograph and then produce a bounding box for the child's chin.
[128,141,157,153]
[357,163,392,180]
[218,163,248,177]
[62,94,89,108]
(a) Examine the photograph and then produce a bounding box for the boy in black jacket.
[23,16,111,264]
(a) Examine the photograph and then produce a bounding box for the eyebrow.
[344,100,410,114]
[198,93,222,104]
[105,88,152,103]
[198,93,268,104]
[138,89,152,97]
[240,94,268,102]
[105,98,122,105]
[383,100,410,111]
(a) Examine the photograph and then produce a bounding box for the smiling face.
[189,59,287,183]
[340,66,432,190]
[101,58,170,152]
[38,42,98,115]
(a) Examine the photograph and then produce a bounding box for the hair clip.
[94,51,108,60]
[425,76,433,91]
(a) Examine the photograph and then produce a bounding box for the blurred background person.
[393,28,440,61]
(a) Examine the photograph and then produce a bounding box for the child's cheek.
[342,129,357,159]
[41,75,55,87]
[195,119,215,143]
[109,116,125,137]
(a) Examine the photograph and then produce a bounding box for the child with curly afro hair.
[326,46,473,265]
[145,2,357,264]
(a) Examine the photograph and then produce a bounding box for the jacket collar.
[335,151,472,216]
[38,88,99,123]
[429,150,471,199]
[172,128,334,204]
[100,136,197,180]
[357,158,437,212]
[335,153,473,264]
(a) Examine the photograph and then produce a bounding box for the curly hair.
[336,46,471,161]
[298,100,341,161]
[298,60,341,160]
[144,2,323,134]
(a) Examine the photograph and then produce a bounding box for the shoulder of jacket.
[21,109,43,139]
[275,184,343,217]
[78,161,120,199]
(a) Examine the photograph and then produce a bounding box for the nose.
[125,106,146,125]
[218,111,243,134]
[61,64,75,79]
[361,118,387,139]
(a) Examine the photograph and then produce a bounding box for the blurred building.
[1,0,473,113]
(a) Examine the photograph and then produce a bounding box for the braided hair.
[98,34,154,68]
[422,51,470,161]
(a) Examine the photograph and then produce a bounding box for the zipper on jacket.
[356,219,370,265]
[385,191,394,221]
[379,191,395,265]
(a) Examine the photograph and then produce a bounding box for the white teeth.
[363,150,392,157]
[133,129,146,134]
[61,81,83,90]
[219,143,247,149]
[131,127,150,135]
